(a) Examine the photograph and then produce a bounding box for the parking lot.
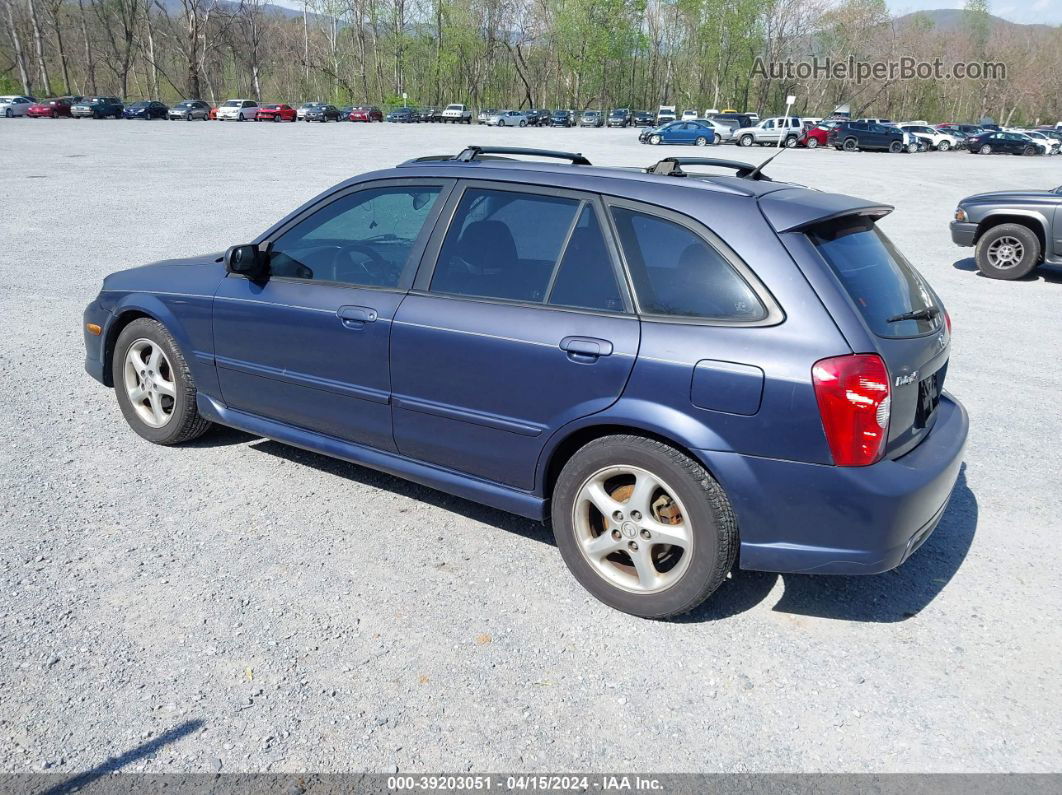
[1,119,1060,775]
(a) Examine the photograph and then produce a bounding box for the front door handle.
[560,336,614,362]
[337,305,378,328]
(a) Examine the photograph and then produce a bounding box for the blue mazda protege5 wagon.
[83,146,968,618]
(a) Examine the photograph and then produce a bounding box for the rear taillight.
[812,354,891,467]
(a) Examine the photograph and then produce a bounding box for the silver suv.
[735,116,804,147]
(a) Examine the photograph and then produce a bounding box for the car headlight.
[954,208,967,222]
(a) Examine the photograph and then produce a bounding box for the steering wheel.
[330,242,397,285]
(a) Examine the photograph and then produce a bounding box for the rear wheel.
[695,136,707,146]
[806,137,819,149]
[843,137,858,151]
[784,135,797,148]
[889,140,903,153]
[112,318,212,445]
[975,223,1041,280]
[552,435,737,619]
[979,144,992,155]
[739,134,753,147]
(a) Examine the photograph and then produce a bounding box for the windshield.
[223,100,242,107]
[130,101,148,108]
[446,105,463,111]
[808,217,939,338]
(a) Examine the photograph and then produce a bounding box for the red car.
[347,105,383,122]
[797,121,838,149]
[27,97,78,118]
[208,105,219,120]
[255,103,297,122]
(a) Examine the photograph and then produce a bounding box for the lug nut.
[640,529,651,540]
[611,529,621,540]
[631,510,642,521]
[612,510,623,522]
[628,541,638,551]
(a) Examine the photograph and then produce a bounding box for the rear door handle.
[337,305,378,328]
[560,336,613,362]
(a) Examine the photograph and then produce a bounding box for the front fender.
[104,292,220,398]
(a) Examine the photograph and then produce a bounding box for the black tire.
[1022,146,1038,156]
[784,135,797,148]
[843,137,858,151]
[739,134,753,147]
[112,318,212,445]
[937,140,950,151]
[979,144,992,155]
[806,137,819,149]
[889,140,902,153]
[551,435,737,619]
[974,223,1041,280]
[695,136,707,146]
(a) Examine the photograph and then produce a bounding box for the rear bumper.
[698,393,969,575]
[950,221,978,247]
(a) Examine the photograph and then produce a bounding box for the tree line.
[2,0,1061,125]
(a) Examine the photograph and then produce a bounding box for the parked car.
[529,109,552,126]
[0,95,34,117]
[1022,131,1060,155]
[639,120,716,146]
[255,103,297,122]
[476,108,496,125]
[828,121,906,152]
[935,123,983,146]
[27,97,79,118]
[734,116,803,147]
[82,144,966,619]
[442,103,472,123]
[708,112,757,130]
[632,110,655,127]
[550,109,575,127]
[579,110,604,128]
[347,105,383,122]
[208,105,219,120]
[305,104,340,122]
[656,105,677,124]
[797,121,839,149]
[168,100,211,121]
[488,110,531,127]
[216,99,257,121]
[680,109,699,121]
[297,102,324,121]
[701,118,737,144]
[386,107,419,123]
[122,100,168,120]
[855,117,893,125]
[966,131,1041,156]
[899,124,958,151]
[71,96,124,119]
[951,184,1062,279]
[607,109,632,128]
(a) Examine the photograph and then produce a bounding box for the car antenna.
[745,146,786,181]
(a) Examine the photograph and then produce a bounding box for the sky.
[886,0,1062,25]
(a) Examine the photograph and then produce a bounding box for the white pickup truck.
[441,104,472,124]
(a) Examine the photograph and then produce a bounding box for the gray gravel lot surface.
[1,119,1060,775]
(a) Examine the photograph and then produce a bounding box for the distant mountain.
[153,0,311,22]
[895,8,1057,34]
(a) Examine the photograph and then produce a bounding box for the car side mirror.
[225,244,267,280]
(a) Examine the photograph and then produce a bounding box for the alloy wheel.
[572,465,693,594]
[123,339,177,428]
[986,236,1025,270]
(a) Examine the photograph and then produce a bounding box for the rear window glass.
[807,217,940,338]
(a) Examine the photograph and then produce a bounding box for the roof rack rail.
[456,146,592,165]
[647,157,771,181]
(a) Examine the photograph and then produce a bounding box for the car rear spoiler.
[758,188,893,233]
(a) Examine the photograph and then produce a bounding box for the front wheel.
[975,223,1041,280]
[843,137,858,152]
[112,318,212,445]
[738,134,753,147]
[650,134,661,145]
[889,141,903,153]
[552,435,737,619]
[937,140,950,151]
[806,137,818,149]
[1022,146,1038,156]
[979,144,992,155]
[520,120,527,127]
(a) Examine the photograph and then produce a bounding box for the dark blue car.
[640,120,716,146]
[123,100,168,119]
[83,147,967,618]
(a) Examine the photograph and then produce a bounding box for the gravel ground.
[1,118,1060,776]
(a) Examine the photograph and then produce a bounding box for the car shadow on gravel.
[41,719,202,793]
[953,256,1062,283]
[249,439,556,546]
[681,465,978,624]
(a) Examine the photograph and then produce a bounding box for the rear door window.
[807,216,941,338]
[609,207,765,321]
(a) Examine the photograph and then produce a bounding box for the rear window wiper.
[886,306,939,323]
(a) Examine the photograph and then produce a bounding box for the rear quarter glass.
[806,217,939,339]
